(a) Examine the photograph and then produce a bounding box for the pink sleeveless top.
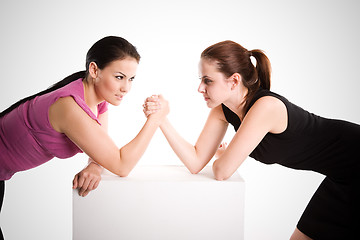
[0,78,108,180]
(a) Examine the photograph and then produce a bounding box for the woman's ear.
[230,73,242,90]
[88,62,99,79]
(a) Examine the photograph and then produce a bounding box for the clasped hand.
[143,94,169,120]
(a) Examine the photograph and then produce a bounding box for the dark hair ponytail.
[201,40,271,110]
[0,71,86,118]
[250,49,271,90]
[0,36,140,118]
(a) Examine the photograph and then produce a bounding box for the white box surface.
[73,165,245,240]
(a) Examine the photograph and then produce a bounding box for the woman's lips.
[115,95,123,101]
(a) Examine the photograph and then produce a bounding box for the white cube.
[73,165,245,240]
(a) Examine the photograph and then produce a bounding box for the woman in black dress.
[144,40,360,239]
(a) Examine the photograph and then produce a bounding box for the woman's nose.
[121,80,131,93]
[198,82,205,93]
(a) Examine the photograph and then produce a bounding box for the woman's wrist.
[159,117,170,130]
[147,113,166,126]
[88,159,103,173]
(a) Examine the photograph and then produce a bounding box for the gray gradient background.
[0,0,359,239]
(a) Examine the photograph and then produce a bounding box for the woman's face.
[95,57,138,106]
[198,58,233,108]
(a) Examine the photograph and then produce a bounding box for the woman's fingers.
[215,142,228,158]
[72,174,79,189]
[79,178,99,197]
[143,95,162,117]
[72,163,102,197]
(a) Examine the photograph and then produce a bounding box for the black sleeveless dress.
[221,88,360,239]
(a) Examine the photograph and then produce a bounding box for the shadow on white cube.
[73,165,245,240]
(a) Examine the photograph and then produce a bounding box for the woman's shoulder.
[250,95,287,115]
[247,88,290,112]
[251,88,287,103]
[246,92,288,134]
[248,89,288,120]
[48,96,82,132]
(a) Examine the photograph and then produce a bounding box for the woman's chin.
[108,100,122,106]
[205,100,220,109]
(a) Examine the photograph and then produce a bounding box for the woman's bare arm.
[49,96,168,177]
[212,96,288,180]
[72,111,107,196]
[145,98,228,174]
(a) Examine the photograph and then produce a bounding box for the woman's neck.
[82,79,102,115]
[223,85,248,121]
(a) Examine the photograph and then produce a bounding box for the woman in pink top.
[0,36,168,239]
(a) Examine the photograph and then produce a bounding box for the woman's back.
[0,78,108,180]
[222,88,360,180]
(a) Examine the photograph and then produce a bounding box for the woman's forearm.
[160,118,207,174]
[142,95,212,174]
[118,116,161,176]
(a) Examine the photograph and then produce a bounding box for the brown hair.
[201,40,271,110]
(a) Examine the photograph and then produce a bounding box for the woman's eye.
[129,77,135,82]
[204,79,212,84]
[116,76,124,80]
